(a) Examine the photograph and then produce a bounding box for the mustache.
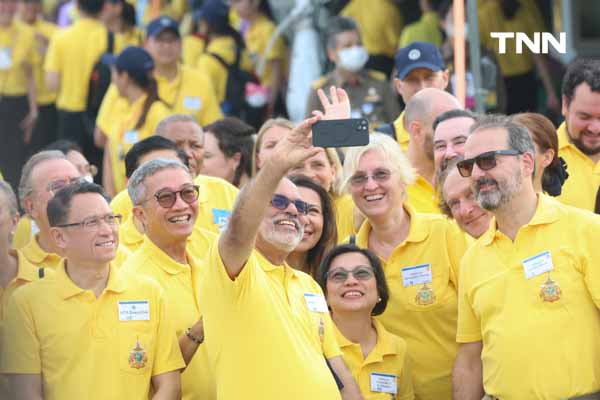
[474,178,498,191]
[273,213,301,229]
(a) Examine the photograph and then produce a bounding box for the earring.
[377,297,382,302]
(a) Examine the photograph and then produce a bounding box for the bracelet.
[186,327,204,345]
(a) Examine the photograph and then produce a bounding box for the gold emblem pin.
[128,337,148,369]
[540,275,561,302]
[318,317,325,343]
[415,283,436,306]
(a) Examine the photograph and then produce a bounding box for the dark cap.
[146,16,180,39]
[395,41,445,80]
[104,46,154,82]
[193,0,229,26]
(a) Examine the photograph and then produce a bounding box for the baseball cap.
[395,42,446,80]
[104,46,155,82]
[146,16,180,39]
[193,0,229,26]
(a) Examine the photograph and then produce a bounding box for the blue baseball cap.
[193,0,229,26]
[104,46,154,82]
[395,42,446,80]
[146,16,180,39]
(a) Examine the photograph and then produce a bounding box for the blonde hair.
[342,133,416,193]
[252,118,294,175]
[324,148,343,196]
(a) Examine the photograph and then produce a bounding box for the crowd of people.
[1,0,600,399]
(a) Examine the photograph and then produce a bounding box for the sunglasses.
[456,150,522,177]
[327,266,375,283]
[349,168,392,187]
[271,194,309,215]
[153,185,199,208]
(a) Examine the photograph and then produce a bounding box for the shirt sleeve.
[456,253,482,343]
[43,34,60,73]
[397,354,415,400]
[96,84,121,136]
[321,311,342,359]
[580,214,600,309]
[0,291,41,374]
[151,287,186,376]
[195,73,223,125]
[445,220,468,288]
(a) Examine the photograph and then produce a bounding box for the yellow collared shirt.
[405,175,440,214]
[334,320,414,400]
[96,84,129,136]
[26,19,58,105]
[457,194,600,398]
[335,194,358,244]
[398,11,442,49]
[20,234,62,269]
[0,20,38,96]
[0,260,185,400]
[12,216,36,249]
[355,205,467,400]
[182,35,205,67]
[199,241,342,400]
[393,112,410,151]
[121,235,214,400]
[556,122,600,212]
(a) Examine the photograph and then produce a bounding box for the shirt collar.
[255,249,299,278]
[557,122,572,151]
[333,319,400,360]
[356,204,430,247]
[58,260,126,300]
[21,234,62,266]
[13,249,39,284]
[193,175,210,204]
[139,236,191,275]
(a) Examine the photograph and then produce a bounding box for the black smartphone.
[312,118,369,148]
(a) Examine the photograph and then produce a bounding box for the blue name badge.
[212,208,232,232]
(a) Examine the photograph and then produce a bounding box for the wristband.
[186,327,204,345]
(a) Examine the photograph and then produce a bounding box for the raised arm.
[452,341,484,400]
[218,116,322,278]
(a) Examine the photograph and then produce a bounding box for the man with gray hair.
[122,158,215,400]
[16,150,80,269]
[305,16,399,125]
[155,114,205,177]
[453,115,600,399]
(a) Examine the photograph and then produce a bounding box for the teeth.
[277,220,295,227]
[169,215,190,224]
[343,291,363,298]
[365,194,384,201]
[97,241,114,247]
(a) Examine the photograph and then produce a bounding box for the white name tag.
[522,251,554,279]
[118,300,150,321]
[401,264,432,287]
[370,372,397,394]
[123,130,139,144]
[304,293,329,313]
[0,48,12,70]
[183,96,202,110]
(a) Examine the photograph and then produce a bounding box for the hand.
[20,110,38,145]
[270,115,322,171]
[312,86,351,120]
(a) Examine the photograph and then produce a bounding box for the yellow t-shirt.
[334,320,414,400]
[27,19,58,105]
[393,112,410,151]
[115,27,143,51]
[0,261,185,400]
[398,11,442,49]
[405,175,440,214]
[95,83,128,136]
[0,20,38,96]
[106,97,172,193]
[199,241,342,399]
[156,64,223,126]
[355,205,467,400]
[182,34,205,67]
[110,188,133,221]
[457,195,600,398]
[121,235,214,400]
[44,17,109,111]
[556,122,600,212]
[341,0,404,57]
[334,194,358,244]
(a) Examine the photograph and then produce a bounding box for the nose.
[459,201,475,218]
[470,162,485,181]
[344,273,359,285]
[171,192,190,210]
[364,175,378,190]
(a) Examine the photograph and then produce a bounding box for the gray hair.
[326,16,360,50]
[128,158,191,205]
[155,114,199,136]
[470,114,536,155]
[18,150,66,205]
[0,181,19,217]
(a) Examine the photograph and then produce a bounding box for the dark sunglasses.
[456,149,522,177]
[271,194,309,215]
[153,185,199,208]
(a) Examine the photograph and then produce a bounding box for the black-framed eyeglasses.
[271,194,309,215]
[153,185,200,208]
[456,150,522,178]
[46,177,85,194]
[327,266,375,283]
[349,168,392,187]
[55,213,122,231]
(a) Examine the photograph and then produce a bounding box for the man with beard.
[452,115,600,399]
[404,88,461,213]
[556,58,600,211]
[198,116,362,400]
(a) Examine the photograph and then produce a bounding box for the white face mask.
[83,174,94,183]
[337,46,369,73]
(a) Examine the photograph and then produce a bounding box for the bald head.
[405,88,461,128]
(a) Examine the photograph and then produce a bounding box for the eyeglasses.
[153,185,199,208]
[46,177,84,194]
[271,194,309,215]
[327,266,375,283]
[55,213,122,231]
[349,169,392,187]
[456,150,522,177]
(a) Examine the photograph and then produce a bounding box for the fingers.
[311,110,324,119]
[329,85,340,104]
[317,88,331,109]
[336,87,349,105]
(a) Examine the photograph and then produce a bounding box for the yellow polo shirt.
[556,122,600,212]
[12,216,37,249]
[406,175,440,214]
[110,188,133,220]
[0,20,38,96]
[334,194,358,244]
[457,195,600,398]
[96,84,128,136]
[393,112,409,151]
[106,97,172,193]
[44,17,109,111]
[341,0,403,57]
[199,242,342,399]
[334,320,414,400]
[398,11,442,49]
[27,19,58,105]
[121,235,214,400]
[0,261,185,400]
[156,65,223,126]
[182,34,205,67]
[355,205,467,400]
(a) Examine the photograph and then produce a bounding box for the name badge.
[118,300,150,321]
[304,293,329,313]
[401,264,432,287]
[522,251,553,279]
[183,96,202,110]
[123,130,139,144]
[212,208,232,232]
[0,48,12,70]
[370,372,397,394]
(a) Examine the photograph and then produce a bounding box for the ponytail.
[134,74,161,130]
[541,157,569,197]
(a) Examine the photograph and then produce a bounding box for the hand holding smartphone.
[312,118,369,148]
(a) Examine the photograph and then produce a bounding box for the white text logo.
[490,32,566,54]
